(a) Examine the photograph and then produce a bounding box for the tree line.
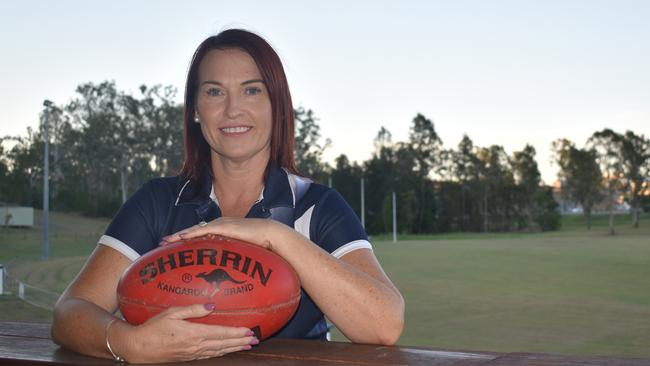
[1,81,648,235]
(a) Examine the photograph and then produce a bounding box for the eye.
[244,86,262,96]
[206,87,222,97]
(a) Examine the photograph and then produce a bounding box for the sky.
[1,0,649,184]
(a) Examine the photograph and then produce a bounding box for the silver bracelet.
[105,318,126,363]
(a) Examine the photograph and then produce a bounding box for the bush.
[534,187,561,231]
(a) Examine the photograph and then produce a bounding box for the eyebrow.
[200,79,265,87]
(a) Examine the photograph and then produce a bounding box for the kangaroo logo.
[196,269,247,297]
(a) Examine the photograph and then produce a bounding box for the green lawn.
[1,210,649,357]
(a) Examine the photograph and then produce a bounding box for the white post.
[328,177,332,188]
[360,177,365,228]
[0,264,4,295]
[392,191,397,243]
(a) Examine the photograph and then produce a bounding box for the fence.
[1,266,59,311]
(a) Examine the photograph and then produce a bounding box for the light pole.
[42,100,54,260]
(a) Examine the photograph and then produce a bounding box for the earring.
[194,114,200,123]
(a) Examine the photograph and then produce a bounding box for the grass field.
[1,210,649,357]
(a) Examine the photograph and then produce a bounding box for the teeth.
[221,126,250,133]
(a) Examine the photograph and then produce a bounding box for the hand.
[161,218,288,252]
[119,303,258,363]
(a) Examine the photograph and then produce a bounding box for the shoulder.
[292,178,344,209]
[131,176,187,204]
[285,174,337,215]
[100,175,189,260]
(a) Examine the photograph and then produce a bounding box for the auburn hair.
[180,29,297,184]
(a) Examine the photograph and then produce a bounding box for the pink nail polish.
[204,303,215,311]
[245,330,254,336]
[243,345,252,350]
[249,338,259,345]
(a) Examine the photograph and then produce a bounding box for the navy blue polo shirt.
[99,166,371,340]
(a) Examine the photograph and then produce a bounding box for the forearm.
[52,297,132,360]
[271,229,405,345]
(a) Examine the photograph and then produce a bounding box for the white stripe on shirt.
[98,235,140,261]
[331,240,373,259]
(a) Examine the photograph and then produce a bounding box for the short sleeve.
[98,180,163,260]
[308,189,372,258]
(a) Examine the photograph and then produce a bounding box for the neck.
[210,151,269,217]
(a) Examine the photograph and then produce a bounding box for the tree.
[0,141,9,203]
[552,139,603,230]
[588,129,625,235]
[452,135,481,231]
[511,145,542,229]
[408,113,443,233]
[533,187,561,231]
[476,145,515,231]
[294,107,331,182]
[1,130,43,207]
[65,81,131,214]
[619,131,650,228]
[364,139,396,233]
[139,85,184,177]
[331,154,363,218]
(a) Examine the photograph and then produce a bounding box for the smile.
[220,126,252,134]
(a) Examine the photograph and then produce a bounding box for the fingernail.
[204,303,215,311]
[249,337,259,345]
[161,235,170,240]
[243,345,252,350]
[245,330,254,336]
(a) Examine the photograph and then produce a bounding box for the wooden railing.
[1,321,648,365]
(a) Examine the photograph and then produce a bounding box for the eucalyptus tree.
[138,85,184,178]
[588,129,625,235]
[477,145,515,231]
[453,135,481,231]
[294,107,331,183]
[552,139,603,230]
[0,131,42,206]
[511,145,541,229]
[364,127,399,234]
[619,131,650,228]
[330,154,363,217]
[408,113,443,233]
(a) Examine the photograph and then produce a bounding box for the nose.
[225,94,243,119]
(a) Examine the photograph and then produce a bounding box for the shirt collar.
[175,166,295,209]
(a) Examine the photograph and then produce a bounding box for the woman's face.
[195,48,272,165]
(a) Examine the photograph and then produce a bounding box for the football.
[117,234,301,340]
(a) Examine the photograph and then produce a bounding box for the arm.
[52,244,256,363]
[164,218,405,345]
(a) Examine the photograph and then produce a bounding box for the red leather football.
[117,234,301,340]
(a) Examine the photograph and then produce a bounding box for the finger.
[159,239,179,247]
[196,343,254,360]
[178,225,215,239]
[166,303,215,320]
[217,343,254,354]
[169,221,222,241]
[202,335,257,350]
[199,323,254,339]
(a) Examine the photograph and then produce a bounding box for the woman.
[52,29,404,363]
